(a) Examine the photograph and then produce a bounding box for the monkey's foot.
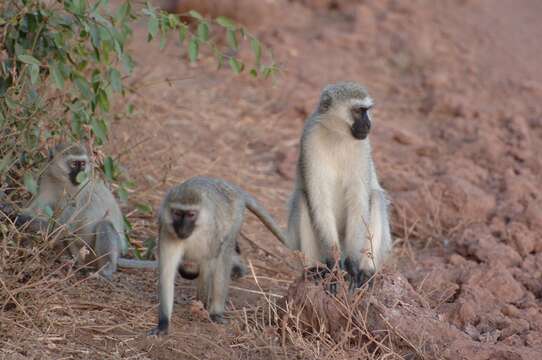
[231,263,247,280]
[148,326,168,337]
[306,261,341,295]
[209,313,227,324]
[99,271,114,281]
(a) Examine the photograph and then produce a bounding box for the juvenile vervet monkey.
[0,143,156,278]
[287,82,392,289]
[149,176,288,335]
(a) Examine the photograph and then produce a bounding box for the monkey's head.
[47,143,91,188]
[317,82,373,140]
[161,187,206,240]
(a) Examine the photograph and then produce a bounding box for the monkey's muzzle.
[351,117,371,140]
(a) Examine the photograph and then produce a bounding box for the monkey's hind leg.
[208,250,233,324]
[94,220,120,280]
[230,242,246,280]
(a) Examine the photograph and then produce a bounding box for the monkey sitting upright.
[286,82,392,289]
[149,176,289,335]
[0,143,156,278]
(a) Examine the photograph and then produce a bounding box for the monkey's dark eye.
[185,210,198,220]
[69,160,86,169]
[171,209,182,218]
[351,107,366,116]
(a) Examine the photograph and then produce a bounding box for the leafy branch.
[0,0,277,254]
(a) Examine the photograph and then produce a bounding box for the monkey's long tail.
[117,257,157,269]
[244,193,290,246]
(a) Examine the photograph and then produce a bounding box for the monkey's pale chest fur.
[303,127,372,205]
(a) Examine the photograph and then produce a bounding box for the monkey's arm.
[0,202,51,233]
[342,182,371,288]
[149,236,183,336]
[302,156,341,266]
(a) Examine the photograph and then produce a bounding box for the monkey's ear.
[318,93,332,113]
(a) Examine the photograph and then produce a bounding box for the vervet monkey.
[287,82,392,289]
[149,176,288,335]
[0,144,156,278]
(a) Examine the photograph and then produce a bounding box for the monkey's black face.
[350,106,371,140]
[68,160,87,186]
[170,208,198,239]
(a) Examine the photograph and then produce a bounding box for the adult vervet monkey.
[149,176,288,335]
[287,82,392,289]
[0,143,155,278]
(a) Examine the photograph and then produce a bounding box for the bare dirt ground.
[2,0,542,359]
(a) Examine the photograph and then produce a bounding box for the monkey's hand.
[344,257,374,291]
[0,202,16,217]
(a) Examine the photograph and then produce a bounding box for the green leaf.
[133,245,142,259]
[215,16,235,29]
[188,37,199,63]
[89,24,101,48]
[73,75,93,99]
[17,54,40,66]
[144,238,156,259]
[228,57,243,74]
[109,68,122,92]
[5,97,18,110]
[136,203,152,214]
[50,62,65,89]
[96,89,110,112]
[104,156,114,180]
[215,52,224,69]
[123,180,136,189]
[29,64,39,84]
[71,112,83,137]
[75,171,88,184]
[250,68,258,77]
[122,216,134,232]
[197,22,209,42]
[24,173,38,195]
[178,24,188,43]
[115,1,130,24]
[73,0,86,15]
[43,205,54,219]
[0,154,13,173]
[227,29,238,49]
[121,53,135,73]
[147,16,159,41]
[250,38,262,66]
[91,118,108,144]
[168,14,179,28]
[188,10,203,20]
[263,67,273,78]
[117,186,129,202]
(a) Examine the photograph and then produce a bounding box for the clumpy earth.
[1,0,542,359]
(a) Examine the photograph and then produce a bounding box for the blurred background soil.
[2,0,542,359]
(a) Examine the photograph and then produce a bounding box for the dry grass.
[1,218,436,360]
